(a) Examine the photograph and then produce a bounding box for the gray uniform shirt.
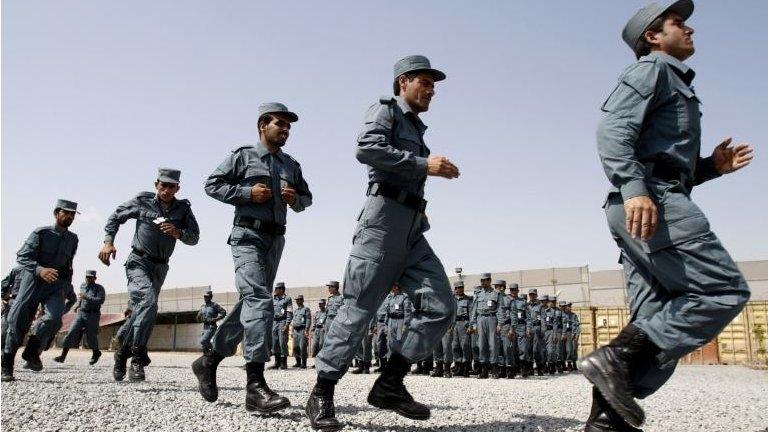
[204,142,312,226]
[597,52,720,252]
[455,295,473,321]
[273,295,293,321]
[1,267,24,299]
[197,301,226,324]
[386,293,412,322]
[78,283,106,313]
[510,296,529,329]
[292,306,312,329]
[527,301,544,326]
[313,309,327,329]
[17,226,78,281]
[326,294,344,319]
[470,289,504,327]
[357,96,430,198]
[104,192,200,260]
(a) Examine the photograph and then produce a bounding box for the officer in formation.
[449,281,472,377]
[372,293,390,372]
[581,1,753,429]
[324,281,343,335]
[495,280,515,379]
[527,289,546,376]
[54,270,106,365]
[269,282,293,370]
[560,301,579,371]
[197,290,226,355]
[308,54,459,431]
[193,102,312,415]
[2,199,79,382]
[470,274,503,379]
[291,294,311,368]
[310,299,327,364]
[100,168,200,383]
[469,283,483,375]
[1,267,24,351]
[543,295,562,374]
[510,285,531,378]
[383,285,412,363]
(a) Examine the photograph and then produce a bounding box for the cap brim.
[261,111,299,122]
[57,207,80,214]
[666,0,694,21]
[157,177,180,184]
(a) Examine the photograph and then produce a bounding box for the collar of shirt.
[646,51,696,85]
[394,96,428,134]
[255,141,284,162]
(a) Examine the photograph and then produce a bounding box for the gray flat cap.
[326,281,340,288]
[296,294,304,300]
[509,283,520,290]
[55,199,79,213]
[258,102,298,122]
[541,294,550,301]
[319,298,326,304]
[275,282,286,290]
[157,168,181,184]
[453,281,465,288]
[493,280,506,286]
[528,288,538,295]
[480,272,492,280]
[85,270,96,277]
[204,290,213,296]
[394,55,446,81]
[622,0,694,56]
[558,301,567,306]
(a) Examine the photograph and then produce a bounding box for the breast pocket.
[675,86,702,134]
[396,130,424,155]
[243,167,271,186]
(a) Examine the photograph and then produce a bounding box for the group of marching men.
[197,272,582,379]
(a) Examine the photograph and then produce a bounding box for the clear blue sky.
[2,1,766,294]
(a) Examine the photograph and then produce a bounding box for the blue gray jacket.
[17,226,78,281]
[455,295,473,322]
[198,301,226,324]
[204,142,312,227]
[357,96,430,198]
[470,289,504,327]
[78,282,106,313]
[376,294,392,325]
[384,293,412,324]
[527,301,544,327]
[104,192,199,260]
[597,51,720,252]
[273,295,293,321]
[312,309,327,329]
[1,266,24,299]
[326,294,344,319]
[292,306,312,329]
[510,295,529,329]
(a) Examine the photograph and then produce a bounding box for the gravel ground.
[1,350,766,432]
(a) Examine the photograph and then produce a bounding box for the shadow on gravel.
[334,404,459,416]
[345,414,583,431]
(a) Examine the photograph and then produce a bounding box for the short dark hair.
[635,14,668,58]
[257,113,275,131]
[393,72,419,95]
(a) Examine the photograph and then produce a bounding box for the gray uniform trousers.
[432,327,453,363]
[211,228,284,363]
[545,326,558,363]
[3,272,67,354]
[563,331,574,361]
[374,324,388,361]
[61,311,100,350]
[514,324,529,362]
[199,323,217,352]
[471,332,479,363]
[452,320,472,363]
[498,323,515,366]
[311,327,324,357]
[528,325,546,368]
[354,332,373,362]
[316,196,455,380]
[120,254,169,349]
[605,194,750,398]
[386,317,407,358]
[271,319,289,358]
[1,302,11,350]
[292,327,309,360]
[476,316,498,363]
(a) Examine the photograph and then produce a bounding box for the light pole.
[455,267,463,281]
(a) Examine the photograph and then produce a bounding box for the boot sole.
[191,362,218,402]
[245,399,290,414]
[578,356,644,428]
[367,394,430,421]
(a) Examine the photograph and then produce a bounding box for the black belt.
[315,325,323,329]
[367,182,427,213]
[131,248,169,264]
[234,216,286,236]
[502,320,511,325]
[531,320,541,326]
[480,312,496,317]
[274,317,286,321]
[545,325,553,330]
[293,325,305,330]
[647,161,693,190]
[388,314,404,319]
[456,317,470,322]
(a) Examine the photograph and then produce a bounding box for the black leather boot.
[351,360,365,374]
[21,335,43,371]
[373,357,387,373]
[585,387,644,432]
[129,346,150,382]
[89,349,102,365]
[363,361,370,374]
[306,377,343,431]
[293,357,301,368]
[430,361,444,377]
[54,347,70,363]
[113,344,132,381]
[192,350,225,402]
[1,349,16,382]
[367,353,430,420]
[279,356,288,370]
[245,362,290,414]
[267,357,280,370]
[444,362,452,378]
[478,363,488,379]
[469,360,481,375]
[579,324,656,428]
[301,358,308,369]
